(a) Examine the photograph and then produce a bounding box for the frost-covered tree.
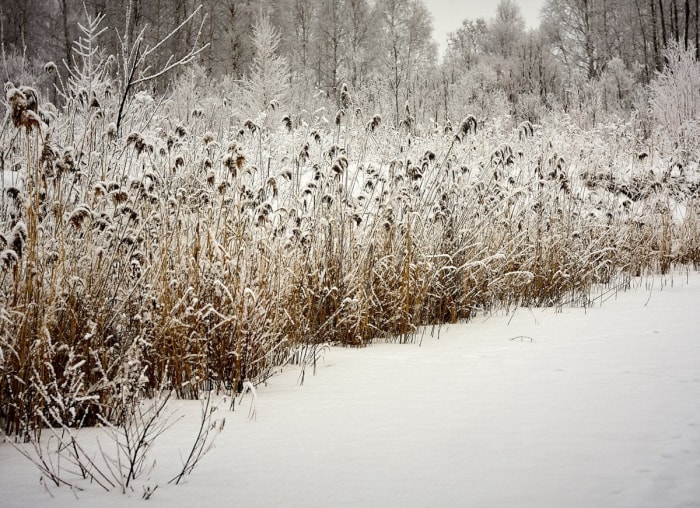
[344,0,376,89]
[488,0,525,59]
[279,0,315,84]
[242,13,290,120]
[541,0,605,79]
[314,0,347,96]
[378,0,435,126]
[445,18,488,74]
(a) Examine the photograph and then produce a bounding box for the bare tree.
[542,0,606,79]
[489,0,526,59]
[445,18,487,74]
[650,0,661,68]
[684,0,690,49]
[115,3,209,134]
[378,0,434,126]
[345,0,375,88]
[315,0,346,96]
[660,0,668,47]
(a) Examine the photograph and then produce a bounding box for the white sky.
[425,0,547,55]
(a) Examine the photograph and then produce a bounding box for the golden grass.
[1,83,699,437]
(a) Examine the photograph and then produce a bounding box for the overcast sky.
[424,0,546,55]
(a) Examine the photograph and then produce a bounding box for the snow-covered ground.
[2,272,700,508]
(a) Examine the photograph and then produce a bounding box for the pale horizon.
[425,0,547,56]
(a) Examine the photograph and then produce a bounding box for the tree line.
[2,0,700,126]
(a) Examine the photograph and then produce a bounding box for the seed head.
[0,249,18,270]
[6,187,21,201]
[202,132,215,145]
[244,119,258,134]
[7,86,42,131]
[366,114,382,133]
[299,142,310,163]
[518,120,534,140]
[68,205,93,229]
[458,115,478,139]
[107,123,117,140]
[9,222,27,258]
[110,190,129,205]
[282,115,293,132]
[340,84,351,110]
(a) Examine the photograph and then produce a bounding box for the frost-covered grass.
[1,53,700,440]
[2,71,700,439]
[1,271,699,507]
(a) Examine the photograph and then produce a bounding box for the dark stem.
[116,42,141,137]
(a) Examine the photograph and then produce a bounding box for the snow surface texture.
[2,273,700,508]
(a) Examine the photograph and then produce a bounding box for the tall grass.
[1,61,699,438]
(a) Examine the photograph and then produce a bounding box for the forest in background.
[3,0,700,129]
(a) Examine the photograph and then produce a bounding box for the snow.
[2,272,700,507]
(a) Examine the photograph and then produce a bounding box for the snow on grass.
[2,271,700,507]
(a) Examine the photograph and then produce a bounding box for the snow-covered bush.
[650,46,700,154]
